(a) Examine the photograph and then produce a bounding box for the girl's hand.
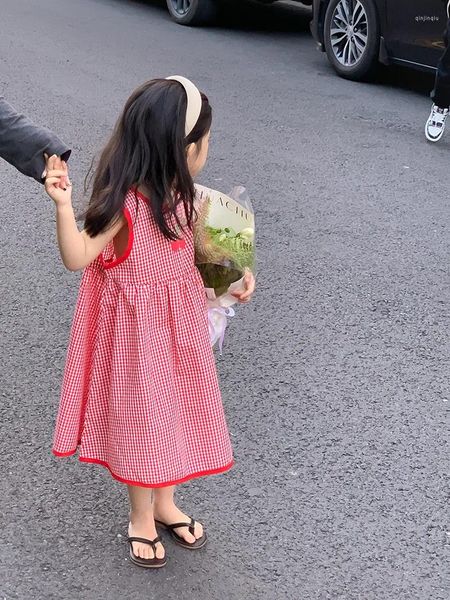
[232,270,256,304]
[44,154,72,207]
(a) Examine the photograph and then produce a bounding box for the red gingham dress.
[52,189,234,487]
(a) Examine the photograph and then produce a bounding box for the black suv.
[311,0,450,80]
[166,0,312,26]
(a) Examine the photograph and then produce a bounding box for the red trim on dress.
[171,238,186,252]
[99,206,134,270]
[53,448,78,458]
[52,449,234,487]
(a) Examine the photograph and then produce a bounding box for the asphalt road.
[0,1,449,599]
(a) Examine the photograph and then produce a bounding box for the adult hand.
[44,154,72,207]
[231,270,256,304]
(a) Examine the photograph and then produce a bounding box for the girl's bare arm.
[45,155,125,271]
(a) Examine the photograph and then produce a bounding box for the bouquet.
[194,184,255,353]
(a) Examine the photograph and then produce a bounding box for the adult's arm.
[0,97,71,183]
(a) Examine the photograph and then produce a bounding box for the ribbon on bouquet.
[208,306,235,355]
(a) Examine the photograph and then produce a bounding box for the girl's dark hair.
[84,79,212,240]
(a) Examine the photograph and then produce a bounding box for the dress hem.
[52,449,234,488]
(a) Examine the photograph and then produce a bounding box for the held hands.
[232,270,256,304]
[44,154,72,207]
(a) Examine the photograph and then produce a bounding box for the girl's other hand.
[44,154,72,207]
[232,270,256,304]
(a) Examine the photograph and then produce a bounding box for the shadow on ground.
[138,0,312,32]
[139,0,436,98]
[378,64,435,99]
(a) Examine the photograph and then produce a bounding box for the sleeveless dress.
[52,189,234,487]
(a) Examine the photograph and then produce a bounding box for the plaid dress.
[52,189,234,487]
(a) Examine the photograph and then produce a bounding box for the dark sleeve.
[0,97,71,183]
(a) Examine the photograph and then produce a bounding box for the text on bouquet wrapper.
[218,196,251,221]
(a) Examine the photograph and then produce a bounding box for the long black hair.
[84,78,212,240]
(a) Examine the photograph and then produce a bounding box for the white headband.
[166,75,202,137]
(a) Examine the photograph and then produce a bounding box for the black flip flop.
[155,517,207,550]
[127,535,167,568]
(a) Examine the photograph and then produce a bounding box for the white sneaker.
[425,104,449,142]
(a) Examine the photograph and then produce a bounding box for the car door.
[385,0,448,68]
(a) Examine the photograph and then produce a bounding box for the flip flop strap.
[128,536,162,550]
[166,518,196,536]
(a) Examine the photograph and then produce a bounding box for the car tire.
[166,0,218,26]
[323,0,379,81]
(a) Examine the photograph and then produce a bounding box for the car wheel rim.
[170,0,192,16]
[330,0,368,67]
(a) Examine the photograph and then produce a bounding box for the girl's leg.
[127,485,165,559]
[153,485,204,544]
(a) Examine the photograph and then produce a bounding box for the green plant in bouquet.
[194,192,255,296]
[204,225,254,271]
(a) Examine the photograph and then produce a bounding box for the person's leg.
[153,485,204,544]
[426,19,450,141]
[127,485,165,559]
[432,19,450,109]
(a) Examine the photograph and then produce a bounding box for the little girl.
[44,76,255,568]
